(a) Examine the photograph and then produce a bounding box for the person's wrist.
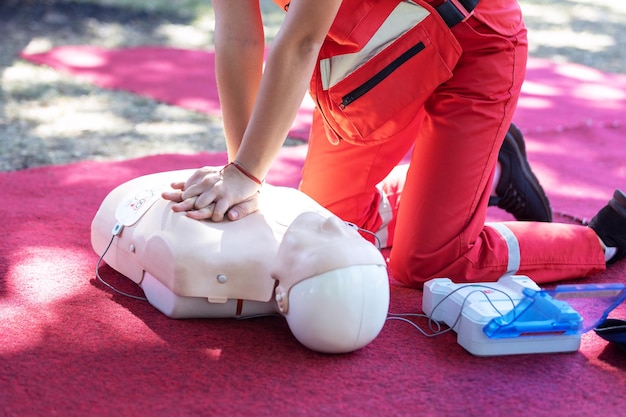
[224,161,264,185]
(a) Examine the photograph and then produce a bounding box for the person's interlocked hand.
[162,164,261,222]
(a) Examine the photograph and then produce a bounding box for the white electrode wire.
[358,227,382,249]
[343,221,382,249]
[387,284,520,337]
[95,234,148,301]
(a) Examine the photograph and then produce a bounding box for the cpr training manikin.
[91,169,390,353]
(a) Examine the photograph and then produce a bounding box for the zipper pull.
[340,96,353,109]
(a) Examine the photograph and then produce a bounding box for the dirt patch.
[0,0,226,171]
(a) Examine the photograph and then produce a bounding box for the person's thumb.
[227,197,259,221]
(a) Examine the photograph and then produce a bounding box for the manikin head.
[272,212,390,354]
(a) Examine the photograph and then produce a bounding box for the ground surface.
[1,0,625,171]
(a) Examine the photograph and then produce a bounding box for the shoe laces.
[496,183,527,219]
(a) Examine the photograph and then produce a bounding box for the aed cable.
[94,223,148,302]
[387,285,519,337]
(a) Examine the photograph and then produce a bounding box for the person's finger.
[169,181,185,191]
[181,183,202,200]
[183,166,223,191]
[161,190,184,202]
[186,203,216,220]
[171,197,199,212]
[226,196,260,221]
[210,198,231,222]
[181,175,222,200]
[194,189,219,209]
[183,168,212,190]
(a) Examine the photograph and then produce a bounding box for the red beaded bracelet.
[226,161,264,185]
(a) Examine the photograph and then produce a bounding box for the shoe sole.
[505,123,553,222]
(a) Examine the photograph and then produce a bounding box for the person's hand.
[161,164,261,222]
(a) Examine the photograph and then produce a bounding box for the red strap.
[227,161,264,185]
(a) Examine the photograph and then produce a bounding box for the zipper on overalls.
[315,94,343,144]
[339,41,426,109]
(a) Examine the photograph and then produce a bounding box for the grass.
[70,0,286,34]
[73,0,212,19]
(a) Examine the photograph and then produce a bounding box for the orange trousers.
[300,3,605,287]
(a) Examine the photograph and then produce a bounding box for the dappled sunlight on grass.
[572,0,626,13]
[155,23,212,48]
[1,0,624,172]
[3,61,66,87]
[521,0,626,72]
[30,108,132,137]
[134,121,207,136]
[73,0,211,18]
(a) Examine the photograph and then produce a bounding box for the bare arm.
[213,0,265,161]
[165,0,342,221]
[233,0,342,181]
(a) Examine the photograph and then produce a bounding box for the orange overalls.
[270,0,606,287]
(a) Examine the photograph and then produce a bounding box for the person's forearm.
[234,37,321,181]
[213,0,265,161]
[234,0,341,182]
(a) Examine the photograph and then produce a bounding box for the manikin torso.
[91,170,390,353]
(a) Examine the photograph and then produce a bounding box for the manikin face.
[271,211,386,314]
[278,212,367,255]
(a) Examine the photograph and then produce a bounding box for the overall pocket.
[312,0,462,145]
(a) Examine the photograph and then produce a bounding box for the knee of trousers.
[387,248,446,289]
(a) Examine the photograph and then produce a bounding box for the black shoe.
[489,123,553,222]
[589,189,626,265]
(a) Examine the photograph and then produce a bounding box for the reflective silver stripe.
[485,222,521,275]
[320,0,430,90]
[374,184,393,248]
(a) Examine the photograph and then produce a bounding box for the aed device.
[422,275,626,356]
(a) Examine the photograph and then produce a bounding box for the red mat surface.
[2,47,625,416]
[2,148,626,417]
